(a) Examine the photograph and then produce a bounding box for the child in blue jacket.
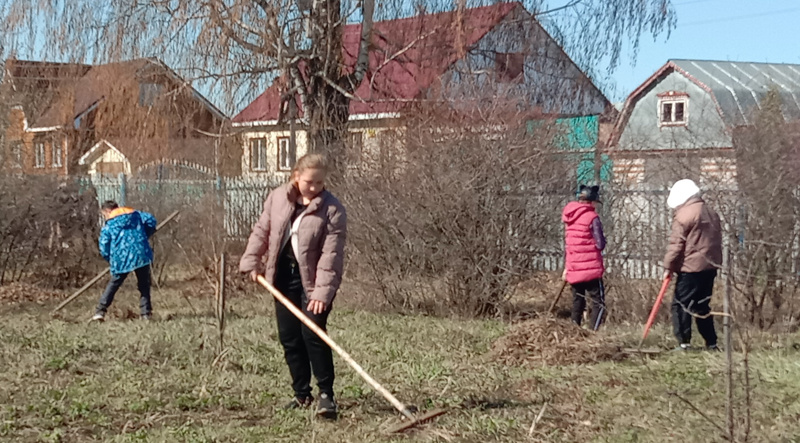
[92,200,157,321]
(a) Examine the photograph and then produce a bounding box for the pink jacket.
[562,201,604,284]
[239,183,347,304]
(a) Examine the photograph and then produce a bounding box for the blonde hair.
[291,153,329,178]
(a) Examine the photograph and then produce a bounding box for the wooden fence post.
[118,172,127,206]
[217,253,226,351]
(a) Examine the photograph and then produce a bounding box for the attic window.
[658,92,689,127]
[495,52,524,82]
[139,83,162,107]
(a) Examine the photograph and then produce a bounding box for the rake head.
[386,408,448,434]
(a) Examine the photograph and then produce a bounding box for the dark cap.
[577,185,600,202]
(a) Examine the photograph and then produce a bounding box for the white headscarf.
[667,179,700,209]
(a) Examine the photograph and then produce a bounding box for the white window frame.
[11,141,22,168]
[139,82,163,107]
[250,137,267,171]
[52,140,63,167]
[277,137,295,172]
[34,142,46,168]
[658,97,688,127]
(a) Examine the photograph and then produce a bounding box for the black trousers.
[274,264,335,398]
[571,279,606,331]
[672,269,718,346]
[96,265,152,316]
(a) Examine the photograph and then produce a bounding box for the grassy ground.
[0,282,799,443]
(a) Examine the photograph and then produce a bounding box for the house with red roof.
[232,2,613,178]
[1,58,239,179]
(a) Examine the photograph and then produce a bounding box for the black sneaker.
[316,393,337,420]
[283,395,313,410]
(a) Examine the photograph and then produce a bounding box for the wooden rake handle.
[638,274,672,347]
[53,210,180,313]
[548,280,568,314]
[256,276,415,420]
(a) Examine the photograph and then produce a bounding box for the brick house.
[1,58,239,179]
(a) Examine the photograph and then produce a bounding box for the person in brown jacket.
[663,179,723,351]
[239,154,347,419]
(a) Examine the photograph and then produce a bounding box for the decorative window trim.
[249,137,267,171]
[350,131,364,158]
[277,137,295,172]
[11,141,22,168]
[34,142,46,168]
[52,140,63,167]
[657,91,689,127]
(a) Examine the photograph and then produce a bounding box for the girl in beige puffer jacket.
[240,154,346,419]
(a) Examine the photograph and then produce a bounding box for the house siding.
[241,130,309,179]
[86,145,131,175]
[440,7,609,117]
[617,71,732,151]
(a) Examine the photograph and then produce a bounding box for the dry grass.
[0,279,798,442]
[491,317,624,366]
[0,282,67,305]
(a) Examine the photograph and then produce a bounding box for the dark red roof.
[233,2,521,124]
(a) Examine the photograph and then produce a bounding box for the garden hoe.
[256,276,447,433]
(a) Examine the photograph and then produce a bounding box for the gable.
[438,6,609,117]
[30,59,226,131]
[616,70,731,151]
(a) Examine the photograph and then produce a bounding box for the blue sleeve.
[98,226,111,262]
[591,217,606,251]
[141,211,157,238]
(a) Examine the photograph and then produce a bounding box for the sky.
[3,0,798,115]
[609,0,800,103]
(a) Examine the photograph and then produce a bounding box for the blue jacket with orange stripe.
[99,208,157,275]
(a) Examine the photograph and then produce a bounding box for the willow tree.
[0,0,675,158]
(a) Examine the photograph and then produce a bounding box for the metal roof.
[670,59,800,126]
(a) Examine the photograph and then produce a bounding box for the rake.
[256,276,447,433]
[638,274,672,348]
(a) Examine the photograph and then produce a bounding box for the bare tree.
[0,0,675,164]
[731,87,800,328]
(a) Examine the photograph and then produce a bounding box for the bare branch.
[667,391,730,440]
[350,0,375,89]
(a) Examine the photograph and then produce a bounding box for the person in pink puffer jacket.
[562,185,606,330]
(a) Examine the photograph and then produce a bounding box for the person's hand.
[250,270,260,282]
[307,299,326,315]
[662,270,672,281]
[561,269,567,281]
